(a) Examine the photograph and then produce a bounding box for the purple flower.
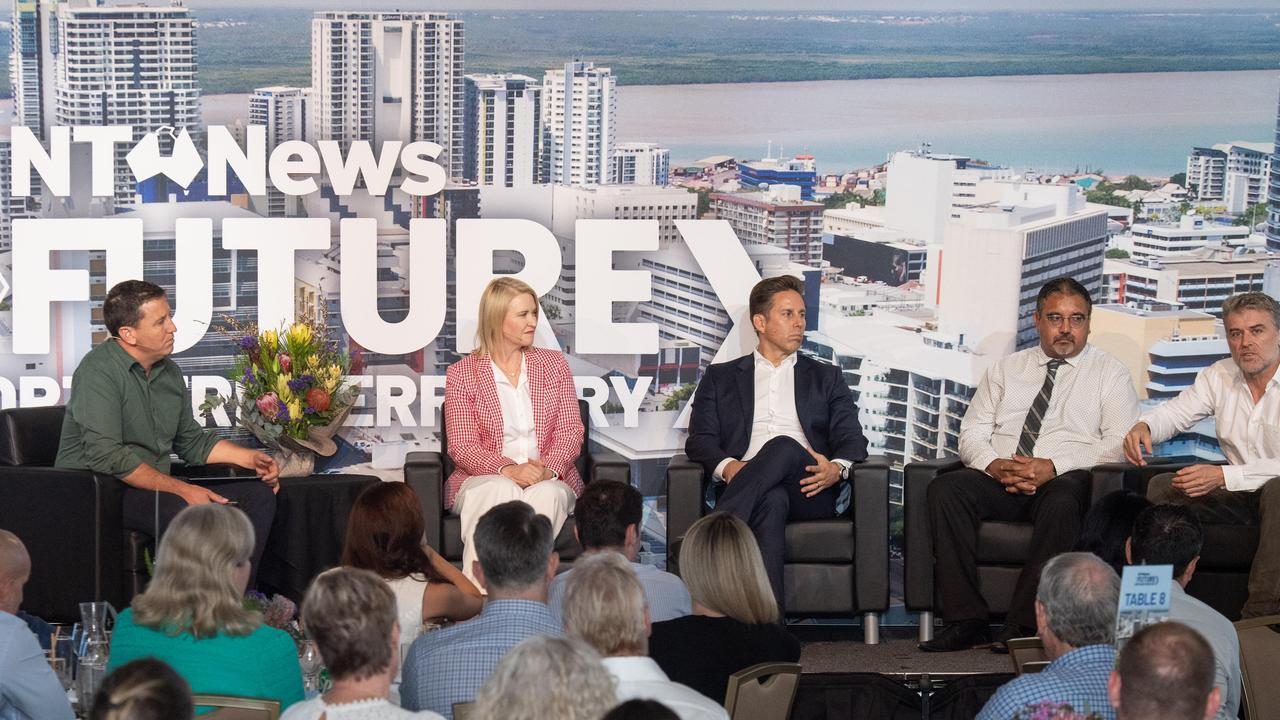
[277,400,291,423]
[287,378,308,391]
[299,374,316,385]
[241,366,254,386]
[303,406,317,415]
[239,335,259,352]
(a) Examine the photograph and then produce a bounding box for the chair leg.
[918,611,934,643]
[862,612,880,645]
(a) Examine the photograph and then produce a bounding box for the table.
[256,473,380,603]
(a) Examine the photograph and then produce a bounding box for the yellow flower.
[286,323,312,347]
[262,330,279,350]
[306,355,321,370]
[288,399,303,422]
[275,375,293,402]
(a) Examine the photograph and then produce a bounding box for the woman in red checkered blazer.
[444,277,585,584]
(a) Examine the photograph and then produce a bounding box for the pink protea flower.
[278,353,292,373]
[256,392,281,419]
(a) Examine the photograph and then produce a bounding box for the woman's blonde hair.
[131,504,259,638]
[473,277,538,357]
[302,567,397,682]
[562,552,648,656]
[472,636,616,720]
[89,658,193,720]
[680,512,779,625]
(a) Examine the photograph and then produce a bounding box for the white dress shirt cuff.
[713,457,735,483]
[1222,464,1251,492]
[968,450,1001,477]
[833,458,853,480]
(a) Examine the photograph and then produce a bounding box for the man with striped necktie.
[920,278,1140,654]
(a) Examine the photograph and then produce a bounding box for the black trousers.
[927,467,1090,628]
[121,478,277,587]
[717,436,842,612]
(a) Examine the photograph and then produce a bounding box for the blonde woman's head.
[474,277,538,357]
[680,512,779,625]
[562,551,648,657]
[472,636,616,720]
[131,504,259,638]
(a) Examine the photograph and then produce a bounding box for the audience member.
[1109,622,1221,720]
[56,280,279,583]
[471,636,617,720]
[649,513,800,703]
[1073,490,1152,574]
[603,700,681,720]
[342,482,483,666]
[89,658,193,720]
[444,277,584,585]
[563,552,728,720]
[1126,504,1240,720]
[0,530,74,720]
[924,278,1139,653]
[106,504,304,711]
[977,552,1120,720]
[685,275,869,611]
[283,567,443,719]
[1125,290,1280,617]
[401,501,561,718]
[548,481,690,624]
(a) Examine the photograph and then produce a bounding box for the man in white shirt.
[922,278,1140,653]
[685,275,868,610]
[1125,291,1280,618]
[0,530,74,720]
[1125,504,1240,720]
[562,553,728,720]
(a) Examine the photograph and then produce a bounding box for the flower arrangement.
[204,317,357,475]
[1014,702,1105,720]
[243,590,306,650]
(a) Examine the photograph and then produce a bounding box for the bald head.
[0,530,30,615]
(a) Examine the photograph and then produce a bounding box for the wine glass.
[298,640,322,697]
[52,634,77,691]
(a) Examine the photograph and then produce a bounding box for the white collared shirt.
[1142,357,1280,491]
[959,343,1140,475]
[491,355,539,464]
[745,350,810,460]
[602,656,729,720]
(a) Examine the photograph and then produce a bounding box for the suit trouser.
[121,478,277,588]
[1148,473,1280,618]
[716,436,841,613]
[927,467,1090,629]
[453,475,576,587]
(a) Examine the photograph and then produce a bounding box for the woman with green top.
[107,503,304,713]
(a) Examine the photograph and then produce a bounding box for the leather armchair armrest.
[852,456,890,613]
[903,457,964,611]
[405,451,444,552]
[665,455,707,568]
[587,451,631,485]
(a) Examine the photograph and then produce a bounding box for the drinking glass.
[299,640,322,697]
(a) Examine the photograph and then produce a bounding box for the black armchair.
[664,454,890,643]
[904,458,1132,641]
[404,399,631,565]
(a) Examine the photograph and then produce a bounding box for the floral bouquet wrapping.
[243,590,306,651]
[204,319,358,477]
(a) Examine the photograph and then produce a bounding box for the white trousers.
[453,474,576,586]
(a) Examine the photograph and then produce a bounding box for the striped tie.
[1015,359,1065,457]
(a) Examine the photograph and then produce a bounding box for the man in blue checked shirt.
[978,552,1120,720]
[401,501,562,719]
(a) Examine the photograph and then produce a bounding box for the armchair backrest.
[0,406,67,467]
[441,398,592,481]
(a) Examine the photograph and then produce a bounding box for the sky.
[184,0,1276,11]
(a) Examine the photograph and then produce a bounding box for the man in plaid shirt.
[977,553,1120,720]
[401,502,561,719]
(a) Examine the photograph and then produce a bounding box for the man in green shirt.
[57,280,280,583]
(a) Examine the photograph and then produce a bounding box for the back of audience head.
[1127,504,1203,582]
[563,551,648,656]
[472,635,617,720]
[1036,552,1120,652]
[603,699,681,720]
[473,501,557,595]
[89,658,193,720]
[574,480,643,558]
[0,529,31,614]
[131,503,258,638]
[681,512,778,625]
[1074,490,1152,574]
[341,482,444,582]
[303,567,399,683]
[1110,622,1219,720]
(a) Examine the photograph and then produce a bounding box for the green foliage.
[662,383,697,411]
[1234,203,1268,227]
[1085,184,1133,209]
[695,189,712,217]
[1170,172,1186,187]
[544,303,562,320]
[1105,248,1130,259]
[1114,175,1153,191]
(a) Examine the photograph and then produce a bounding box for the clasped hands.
[501,459,554,488]
[722,449,842,498]
[1123,421,1224,497]
[986,456,1056,495]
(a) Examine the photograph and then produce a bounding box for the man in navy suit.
[686,275,869,609]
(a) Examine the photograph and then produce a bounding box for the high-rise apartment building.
[9,0,66,141]
[1101,245,1268,317]
[53,2,201,205]
[1268,87,1280,252]
[540,61,615,186]
[712,185,824,266]
[1186,141,1273,212]
[310,11,464,177]
[612,142,670,186]
[0,129,37,251]
[248,86,310,217]
[462,74,541,187]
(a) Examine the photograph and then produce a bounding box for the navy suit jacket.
[685,352,869,479]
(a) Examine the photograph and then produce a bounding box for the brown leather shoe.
[918,619,992,652]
